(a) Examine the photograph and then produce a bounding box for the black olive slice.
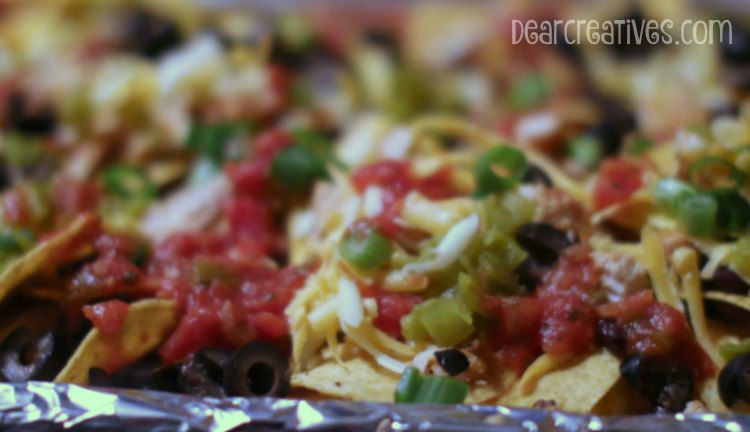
[146,363,182,393]
[193,348,231,382]
[719,353,750,407]
[521,164,552,187]
[620,355,692,413]
[223,342,291,397]
[179,356,226,398]
[0,328,58,382]
[434,349,469,376]
[515,223,573,267]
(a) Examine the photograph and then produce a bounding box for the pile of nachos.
[1,0,750,415]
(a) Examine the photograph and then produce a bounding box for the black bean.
[521,164,552,187]
[434,349,469,376]
[620,355,693,413]
[223,342,290,397]
[703,266,750,325]
[514,223,574,291]
[122,10,183,59]
[595,318,627,357]
[719,353,750,407]
[515,223,573,267]
[145,363,182,393]
[589,98,637,156]
[703,266,750,295]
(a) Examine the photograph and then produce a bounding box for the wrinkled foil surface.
[0,382,748,431]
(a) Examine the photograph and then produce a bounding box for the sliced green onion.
[401,297,473,347]
[395,367,469,404]
[0,229,35,255]
[473,145,527,198]
[627,135,653,155]
[653,179,696,215]
[567,135,603,169]
[720,339,750,361]
[688,156,745,192]
[338,227,392,270]
[103,165,157,200]
[677,192,718,236]
[292,129,347,170]
[509,73,550,109]
[714,190,750,232]
[186,121,250,165]
[455,273,480,314]
[272,145,329,191]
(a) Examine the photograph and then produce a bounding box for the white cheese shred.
[402,213,479,274]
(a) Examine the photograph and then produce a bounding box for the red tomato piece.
[83,300,130,334]
[592,158,644,210]
[538,246,600,299]
[373,294,423,339]
[540,294,597,355]
[52,178,100,218]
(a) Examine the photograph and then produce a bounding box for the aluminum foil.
[0,382,749,431]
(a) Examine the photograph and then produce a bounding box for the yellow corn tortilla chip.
[497,349,621,413]
[0,213,99,304]
[292,358,398,403]
[699,375,750,414]
[291,358,498,404]
[55,298,179,385]
[705,291,750,311]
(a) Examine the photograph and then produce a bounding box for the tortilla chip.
[55,298,179,385]
[698,375,750,414]
[497,349,621,413]
[292,358,498,404]
[0,213,99,304]
[292,358,399,402]
[705,291,750,311]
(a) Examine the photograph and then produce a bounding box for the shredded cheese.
[338,277,363,328]
[641,227,683,311]
[400,193,475,236]
[701,244,732,280]
[525,150,590,204]
[672,247,723,367]
[362,186,384,218]
[402,213,479,274]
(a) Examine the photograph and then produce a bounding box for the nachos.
[1,0,750,416]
